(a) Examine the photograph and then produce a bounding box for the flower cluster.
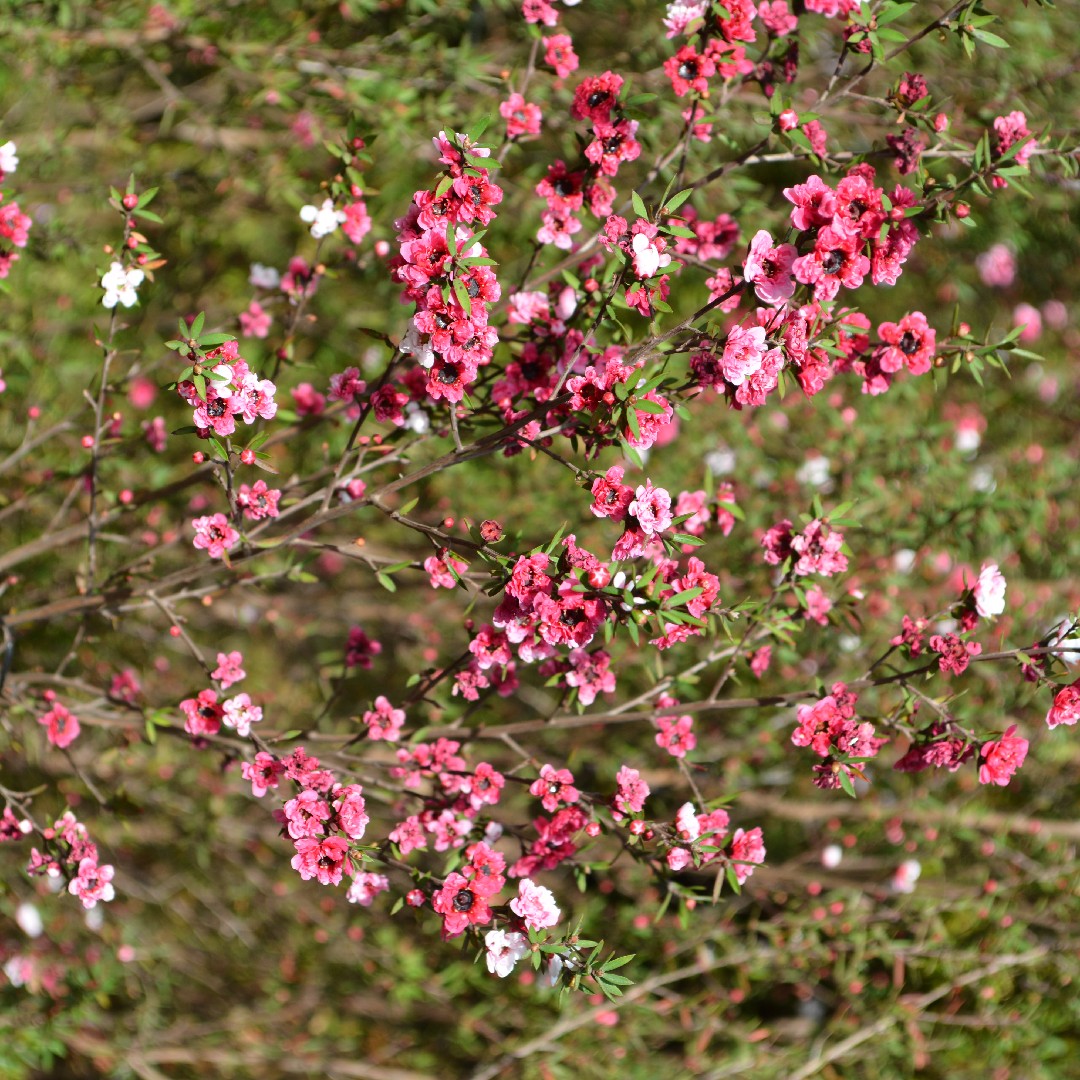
[792,683,885,788]
[0,138,30,279]
[180,651,263,738]
[390,130,503,406]
[175,339,278,440]
[25,811,115,910]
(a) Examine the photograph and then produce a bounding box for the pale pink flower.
[510,878,561,930]
[346,872,389,906]
[973,563,1006,618]
[68,859,115,908]
[720,324,767,386]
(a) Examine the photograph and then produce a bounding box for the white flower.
[795,456,832,489]
[299,198,346,239]
[675,801,701,842]
[400,325,435,369]
[484,929,529,978]
[973,562,1007,618]
[631,232,670,279]
[100,261,145,309]
[821,844,843,869]
[0,140,18,174]
[15,903,42,938]
[249,263,280,289]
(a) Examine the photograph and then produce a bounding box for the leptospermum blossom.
[67,858,116,908]
[631,231,671,278]
[222,693,262,737]
[978,725,1029,786]
[510,878,561,930]
[38,703,80,749]
[629,481,673,536]
[290,835,350,885]
[299,198,346,239]
[363,696,405,741]
[191,514,240,560]
[1046,679,1080,728]
[485,929,529,977]
[346,872,389,906]
[743,229,797,305]
[973,562,1007,618]
[101,261,145,308]
[211,650,246,689]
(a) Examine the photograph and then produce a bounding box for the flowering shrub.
[2,1,1080,1075]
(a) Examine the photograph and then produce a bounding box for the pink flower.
[239,301,272,338]
[614,765,649,816]
[283,788,331,839]
[510,878,561,930]
[530,764,580,812]
[363,696,405,741]
[656,712,696,758]
[212,650,246,689]
[68,859,115,908]
[485,929,529,977]
[978,725,1029,786]
[743,229,797,305]
[347,872,389,906]
[333,784,370,840]
[242,753,285,797]
[344,626,382,669]
[290,835,350,885]
[342,199,372,245]
[432,872,493,938]
[500,93,542,138]
[729,826,766,884]
[973,562,1007,618]
[38,703,80,748]
[721,324,767,386]
[237,480,281,520]
[629,481,673,536]
[543,33,579,77]
[424,552,467,589]
[192,514,239,560]
[179,689,223,737]
[1046,680,1080,729]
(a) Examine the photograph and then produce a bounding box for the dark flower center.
[899,331,919,355]
[436,364,460,385]
[452,889,475,912]
[207,399,228,418]
[822,250,844,274]
[678,61,698,81]
[587,90,610,108]
[560,608,587,627]
[553,177,576,196]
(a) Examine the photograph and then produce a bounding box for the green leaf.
[190,311,206,338]
[663,188,693,213]
[602,953,635,971]
[376,572,397,593]
[837,767,857,798]
[971,27,1009,48]
[631,190,648,220]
